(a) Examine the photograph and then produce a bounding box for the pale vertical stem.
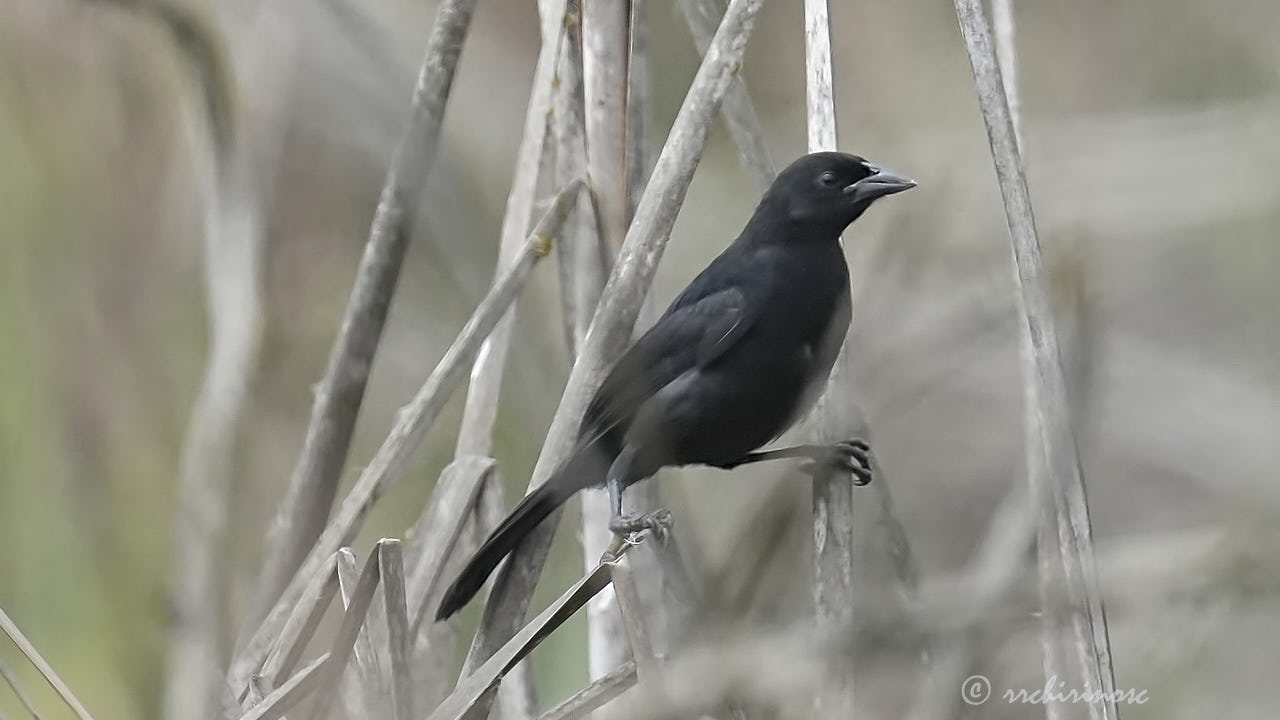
[580,0,635,688]
[950,1,1118,718]
[459,7,768,720]
[803,1,855,717]
[247,0,478,629]
[582,0,631,258]
[553,3,605,357]
[803,0,838,151]
[625,0,656,214]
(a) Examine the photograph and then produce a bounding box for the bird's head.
[767,151,916,231]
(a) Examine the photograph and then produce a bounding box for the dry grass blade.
[336,549,386,719]
[458,6,768,716]
[0,605,95,720]
[314,544,385,719]
[248,0,480,629]
[231,181,582,688]
[430,564,615,720]
[404,456,495,636]
[378,541,413,720]
[257,552,340,694]
[236,653,329,720]
[678,0,775,191]
[950,0,1118,717]
[535,661,638,720]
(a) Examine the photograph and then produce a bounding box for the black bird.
[436,151,915,620]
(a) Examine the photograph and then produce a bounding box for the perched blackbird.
[436,152,915,620]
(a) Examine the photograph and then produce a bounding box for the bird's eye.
[818,171,839,188]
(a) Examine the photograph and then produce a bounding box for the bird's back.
[584,234,851,472]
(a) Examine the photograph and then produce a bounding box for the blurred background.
[2,0,1279,717]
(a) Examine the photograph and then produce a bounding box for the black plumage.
[436,151,915,620]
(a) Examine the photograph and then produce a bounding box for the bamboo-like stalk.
[619,0,677,660]
[582,0,631,259]
[246,0,479,629]
[457,4,768,718]
[229,183,582,689]
[950,1,1118,718]
[0,604,96,720]
[802,1,856,717]
[553,2,606,358]
[580,0,636,689]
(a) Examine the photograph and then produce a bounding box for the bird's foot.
[602,509,674,563]
[608,508,674,542]
[800,439,872,485]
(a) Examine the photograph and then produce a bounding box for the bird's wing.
[581,286,754,446]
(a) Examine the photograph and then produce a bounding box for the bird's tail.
[434,443,604,620]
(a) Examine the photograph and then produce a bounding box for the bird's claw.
[801,439,872,485]
[608,508,674,543]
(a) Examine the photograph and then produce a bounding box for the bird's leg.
[604,452,674,550]
[718,439,872,485]
[606,477,674,540]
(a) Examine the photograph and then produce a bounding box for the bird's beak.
[843,165,917,204]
